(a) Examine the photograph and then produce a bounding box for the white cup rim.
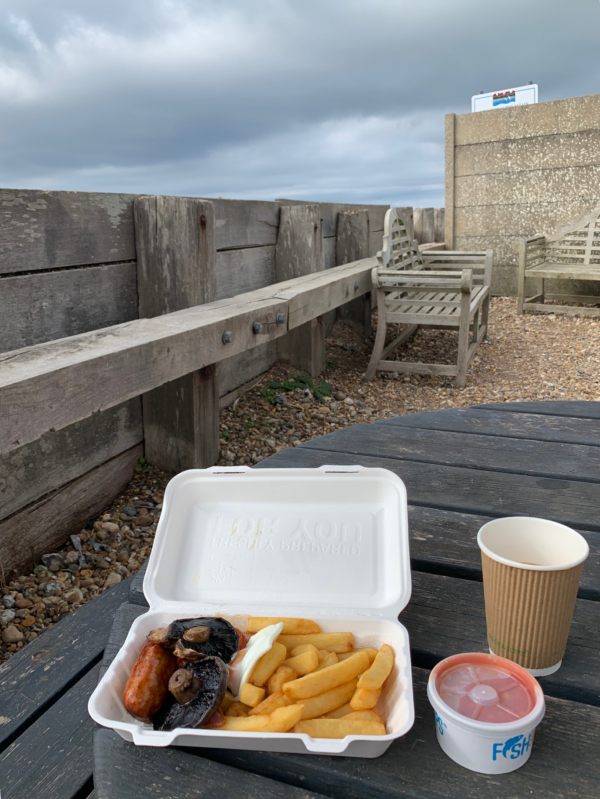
[477,516,589,572]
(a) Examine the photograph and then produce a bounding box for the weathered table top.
[1,401,599,798]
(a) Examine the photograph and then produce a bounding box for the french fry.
[339,648,378,663]
[318,651,339,669]
[267,665,297,695]
[297,680,357,720]
[325,702,353,719]
[283,651,370,700]
[248,691,291,716]
[278,633,354,654]
[290,643,318,657]
[247,617,322,635]
[294,718,386,738]
[225,701,251,717]
[350,687,380,710]
[220,690,235,713]
[264,704,303,732]
[250,642,287,687]
[240,682,266,708]
[339,710,383,723]
[283,647,320,676]
[219,715,271,732]
[357,644,394,690]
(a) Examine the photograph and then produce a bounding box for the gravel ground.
[1,298,598,662]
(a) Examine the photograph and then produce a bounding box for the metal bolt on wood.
[252,321,263,334]
[276,312,286,325]
[221,331,233,344]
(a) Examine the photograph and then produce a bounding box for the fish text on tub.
[492,733,531,761]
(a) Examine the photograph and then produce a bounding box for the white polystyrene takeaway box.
[88,465,415,757]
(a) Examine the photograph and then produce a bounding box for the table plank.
[377,408,600,447]
[405,572,599,706]
[407,505,600,601]
[477,401,600,420]
[206,670,600,799]
[94,729,329,799]
[299,422,600,482]
[127,507,600,606]
[97,604,600,799]
[0,666,98,799]
[257,447,600,531]
[0,578,131,751]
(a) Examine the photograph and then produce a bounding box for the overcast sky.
[1,0,599,205]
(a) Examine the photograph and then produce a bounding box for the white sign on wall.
[471,84,538,112]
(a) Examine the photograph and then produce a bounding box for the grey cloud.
[1,0,599,203]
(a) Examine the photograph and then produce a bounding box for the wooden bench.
[365,208,492,386]
[517,203,600,316]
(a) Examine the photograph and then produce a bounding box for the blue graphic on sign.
[492,733,531,761]
[493,96,516,106]
[434,712,447,736]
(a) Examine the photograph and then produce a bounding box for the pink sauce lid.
[432,653,540,724]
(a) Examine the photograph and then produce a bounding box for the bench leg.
[365,289,388,381]
[517,239,529,314]
[455,295,471,387]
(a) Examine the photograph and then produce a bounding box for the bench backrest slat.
[546,203,600,266]
[377,208,424,272]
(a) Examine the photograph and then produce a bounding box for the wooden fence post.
[335,209,371,337]
[434,208,445,243]
[421,208,435,243]
[134,196,219,472]
[275,204,325,376]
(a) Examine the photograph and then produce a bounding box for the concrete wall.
[445,93,600,294]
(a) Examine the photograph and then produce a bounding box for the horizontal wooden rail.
[0,256,376,453]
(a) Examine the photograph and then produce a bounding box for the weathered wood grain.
[0,189,136,275]
[135,196,218,471]
[99,602,600,798]
[257,446,600,531]
[0,445,142,575]
[378,407,600,447]
[218,341,277,397]
[216,245,275,300]
[0,259,373,453]
[335,209,371,333]
[406,504,599,601]
[405,571,599,705]
[0,666,99,798]
[478,400,600,420]
[300,421,600,482]
[0,399,142,522]
[0,579,130,749]
[94,728,329,799]
[275,204,325,376]
[0,262,138,351]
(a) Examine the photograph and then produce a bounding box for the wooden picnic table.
[1,401,599,798]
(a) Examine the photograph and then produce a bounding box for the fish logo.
[492,733,531,761]
[434,711,446,736]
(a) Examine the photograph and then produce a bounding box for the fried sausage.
[123,642,178,721]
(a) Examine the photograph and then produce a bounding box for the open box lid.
[143,466,411,620]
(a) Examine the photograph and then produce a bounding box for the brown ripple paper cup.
[478,517,588,676]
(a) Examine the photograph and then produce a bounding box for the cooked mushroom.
[173,640,206,662]
[155,656,228,731]
[167,617,239,663]
[182,625,210,644]
[146,627,177,648]
[168,668,202,704]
